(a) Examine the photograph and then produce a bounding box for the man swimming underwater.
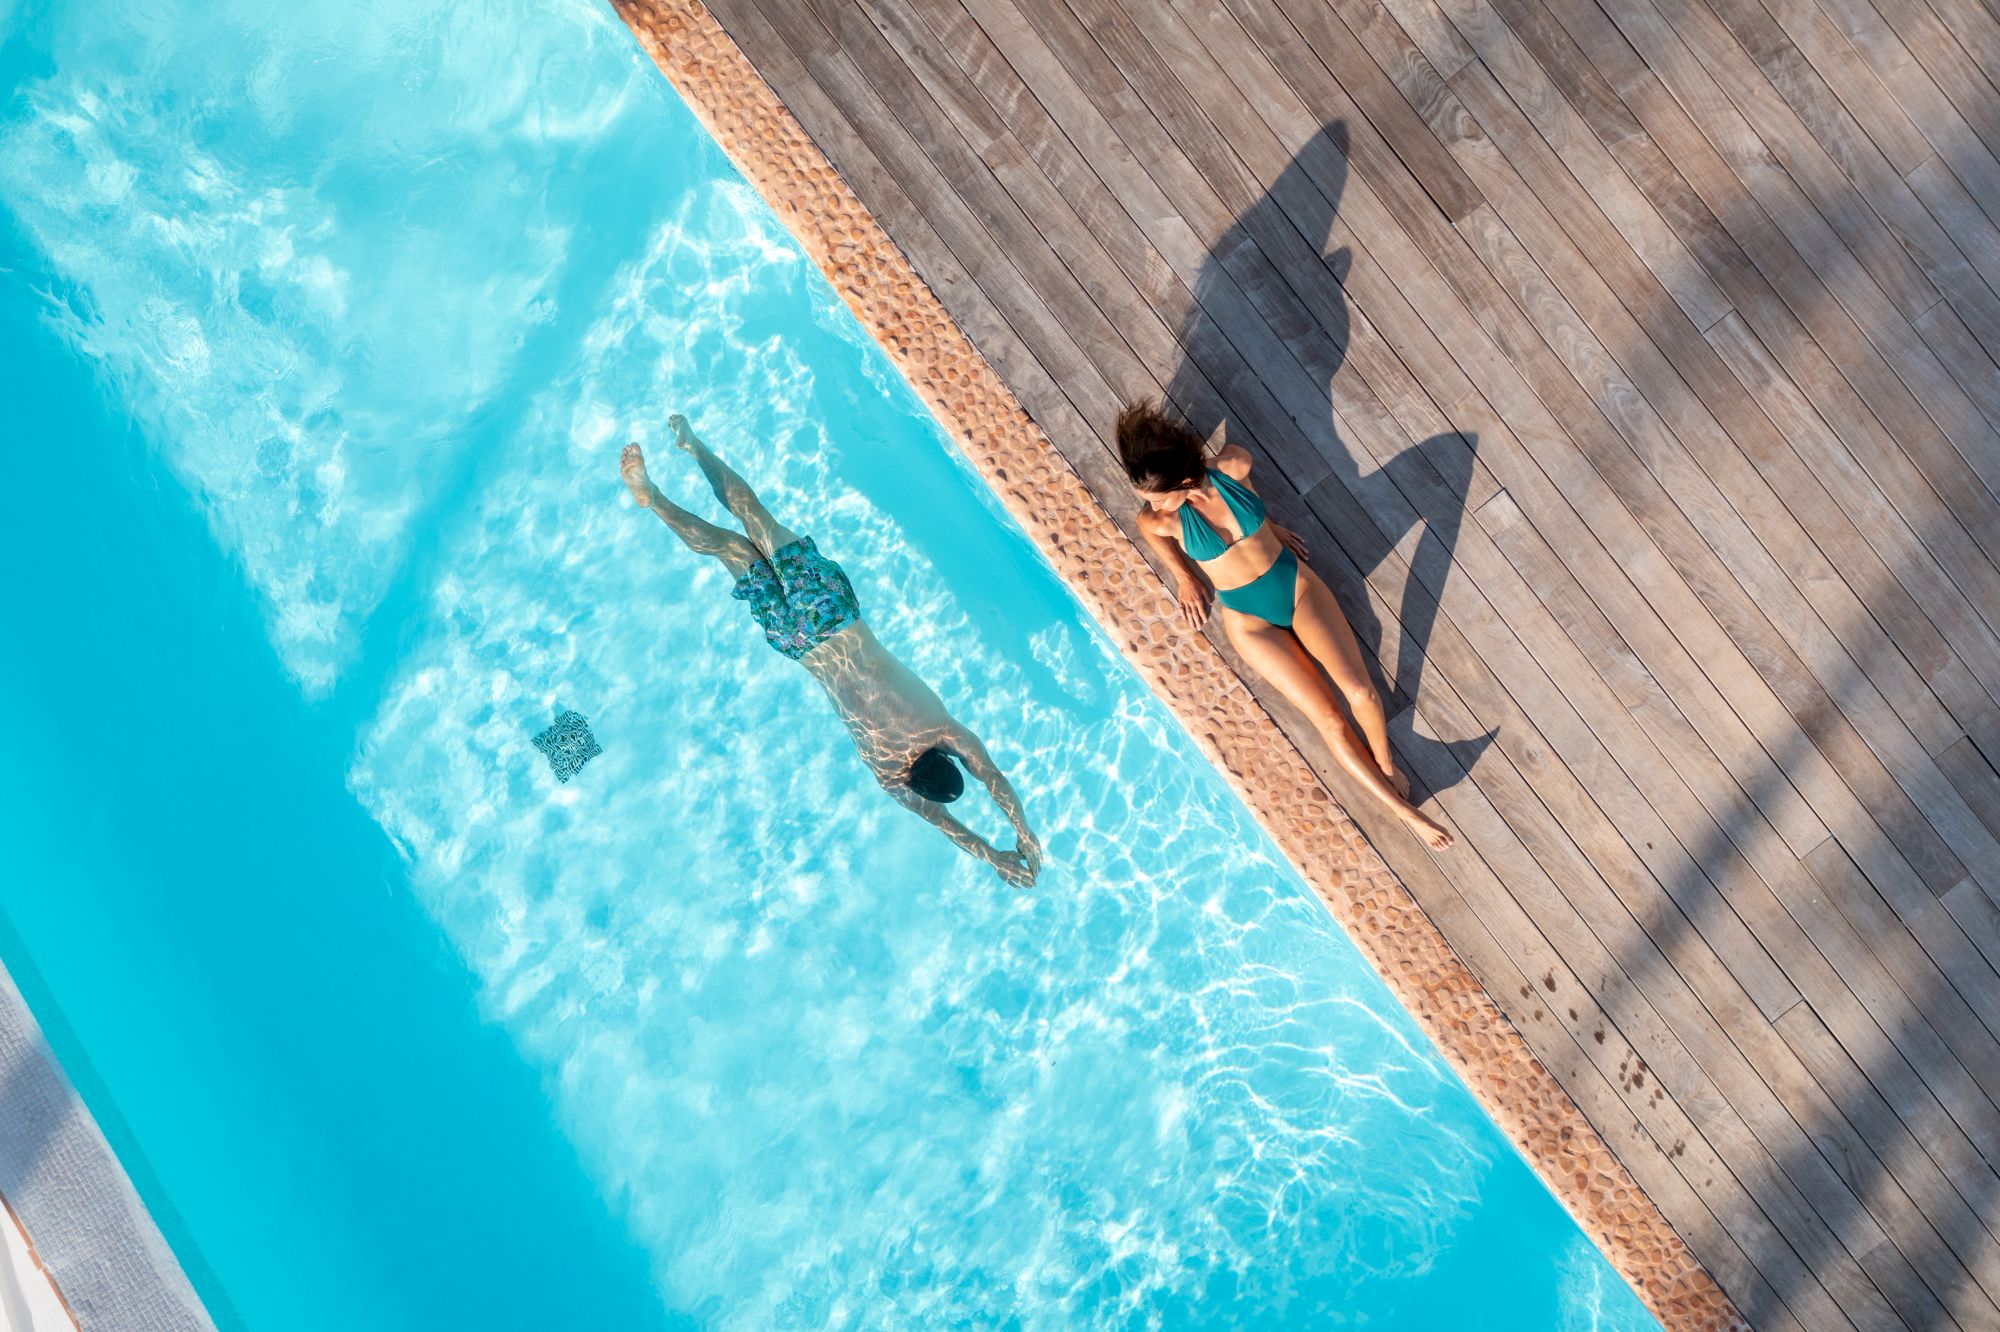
[620,414,1041,888]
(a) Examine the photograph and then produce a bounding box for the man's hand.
[992,848,1037,889]
[1016,828,1044,878]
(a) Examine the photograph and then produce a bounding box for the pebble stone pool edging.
[607,3,1750,1328]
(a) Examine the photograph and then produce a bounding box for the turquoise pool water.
[0,1,1658,1327]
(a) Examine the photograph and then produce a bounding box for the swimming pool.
[0,0,1659,1327]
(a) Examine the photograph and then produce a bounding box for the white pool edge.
[0,964,211,1332]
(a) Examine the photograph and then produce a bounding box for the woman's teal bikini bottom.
[1214,548,1300,627]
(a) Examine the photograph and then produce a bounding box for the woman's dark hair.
[905,746,965,804]
[1115,399,1207,493]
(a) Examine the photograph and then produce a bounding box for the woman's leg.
[622,444,762,575]
[1286,565,1406,797]
[1225,610,1454,850]
[669,414,802,557]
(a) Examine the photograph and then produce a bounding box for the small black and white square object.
[533,709,602,783]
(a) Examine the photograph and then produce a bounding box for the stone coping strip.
[609,3,1748,1327]
[0,1191,80,1331]
[0,962,212,1332]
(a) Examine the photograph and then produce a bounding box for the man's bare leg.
[668,413,801,556]
[621,443,761,573]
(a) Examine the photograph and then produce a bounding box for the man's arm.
[891,783,997,860]
[886,782,1033,887]
[939,725,1040,871]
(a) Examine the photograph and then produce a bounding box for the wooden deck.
[693,0,2000,1326]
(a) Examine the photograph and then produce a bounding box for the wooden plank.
[1312,468,1808,1025]
[1807,840,2000,1067]
[1379,654,1869,1329]
[1394,692,1832,1331]
[1408,664,1904,1328]
[1919,0,2000,146]
[1378,0,1481,77]
[787,0,1161,405]
[1700,313,2000,714]
[1720,0,1933,174]
[1423,0,2000,719]
[1447,64,2000,912]
[1096,2,1920,1048]
[1939,737,2000,846]
[1814,0,2000,217]
[1686,0,2000,370]
[1443,56,1980,772]
[1565,0,2000,551]
[1479,494,2000,1319]
[1917,298,2000,437]
[1248,0,1487,222]
[1798,0,2000,214]
[1792,840,2000,1144]
[1454,195,1971,898]
[1420,0,1737,331]
[1776,854,2000,1180]
[1776,1001,2000,1321]
[1461,501,2000,1290]
[1943,877,2000,983]
[1462,0,2000,905]
[1643,0,1939,323]
[1506,0,2000,596]
[712,0,1130,446]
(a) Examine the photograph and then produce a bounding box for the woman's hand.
[1175,578,1212,630]
[1275,524,1310,558]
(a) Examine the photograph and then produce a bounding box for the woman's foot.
[620,443,656,508]
[1401,805,1454,851]
[1382,761,1411,801]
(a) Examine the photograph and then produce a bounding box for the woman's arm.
[1136,508,1213,630]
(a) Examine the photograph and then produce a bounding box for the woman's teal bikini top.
[1176,468,1301,627]
[1177,468,1266,559]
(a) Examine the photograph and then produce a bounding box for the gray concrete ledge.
[0,966,211,1332]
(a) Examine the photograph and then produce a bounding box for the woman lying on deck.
[1116,400,1454,851]
[622,414,1042,887]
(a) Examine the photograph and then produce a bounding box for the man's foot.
[1402,806,1454,851]
[620,443,655,508]
[668,413,697,453]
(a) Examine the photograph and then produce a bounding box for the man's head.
[905,746,965,803]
